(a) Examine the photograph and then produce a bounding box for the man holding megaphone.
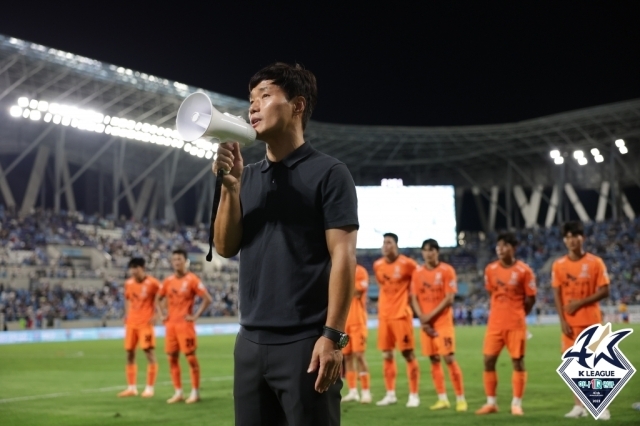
[209,63,358,425]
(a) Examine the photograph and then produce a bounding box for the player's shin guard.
[483,371,497,398]
[186,354,200,390]
[383,358,397,391]
[431,362,446,395]
[407,359,420,394]
[359,372,371,391]
[512,371,526,399]
[147,363,158,387]
[169,356,181,390]
[446,361,465,396]
[346,371,357,390]
[126,364,137,386]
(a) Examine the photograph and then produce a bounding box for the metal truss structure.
[0,34,638,228]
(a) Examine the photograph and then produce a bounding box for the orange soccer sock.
[126,364,137,386]
[169,356,181,390]
[146,363,158,387]
[407,359,420,394]
[383,358,397,391]
[512,371,527,399]
[483,371,497,399]
[431,362,446,395]
[446,361,465,396]
[346,371,358,390]
[186,354,200,390]
[359,372,371,391]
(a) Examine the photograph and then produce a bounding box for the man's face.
[496,240,514,262]
[171,254,187,273]
[249,80,298,139]
[128,266,144,281]
[563,232,584,252]
[382,237,398,258]
[422,245,439,264]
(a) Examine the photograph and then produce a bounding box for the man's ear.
[292,96,306,116]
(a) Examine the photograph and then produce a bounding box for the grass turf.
[0,324,639,425]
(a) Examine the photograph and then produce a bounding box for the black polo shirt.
[238,142,359,344]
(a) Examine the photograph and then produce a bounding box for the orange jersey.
[346,265,369,327]
[411,262,457,329]
[124,275,160,328]
[374,255,418,320]
[485,260,537,330]
[552,253,609,326]
[159,272,207,324]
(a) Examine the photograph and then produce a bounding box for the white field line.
[0,375,233,404]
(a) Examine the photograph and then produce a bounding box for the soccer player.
[552,221,610,420]
[341,264,372,404]
[373,233,420,408]
[476,232,536,416]
[157,249,213,404]
[117,257,160,398]
[410,239,467,412]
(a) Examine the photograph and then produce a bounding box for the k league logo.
[556,323,635,420]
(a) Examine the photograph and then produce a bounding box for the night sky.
[1,1,639,127]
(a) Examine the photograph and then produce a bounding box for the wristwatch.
[322,326,349,349]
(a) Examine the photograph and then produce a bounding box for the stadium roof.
[0,33,639,216]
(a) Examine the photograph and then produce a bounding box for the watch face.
[339,333,350,349]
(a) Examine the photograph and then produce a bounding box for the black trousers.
[234,334,342,426]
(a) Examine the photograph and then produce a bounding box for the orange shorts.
[561,325,590,353]
[483,327,526,359]
[165,322,197,354]
[420,326,456,357]
[124,325,155,351]
[378,317,415,352]
[343,324,367,355]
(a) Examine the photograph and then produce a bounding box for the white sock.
[190,388,199,397]
[174,388,183,395]
[409,393,419,398]
[144,385,154,392]
[512,397,522,407]
[349,388,358,393]
[361,389,371,396]
[487,396,497,405]
[438,393,448,401]
[456,395,466,403]
[127,385,136,391]
[386,390,396,397]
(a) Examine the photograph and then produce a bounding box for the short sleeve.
[445,267,458,294]
[407,258,418,276]
[151,278,160,296]
[484,267,492,291]
[124,283,131,300]
[551,261,561,288]
[524,266,537,296]
[355,267,369,292]
[158,280,167,297]
[321,163,359,230]
[410,269,420,296]
[192,276,207,297]
[596,258,610,287]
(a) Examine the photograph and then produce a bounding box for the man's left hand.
[564,300,582,315]
[184,314,196,322]
[307,336,342,393]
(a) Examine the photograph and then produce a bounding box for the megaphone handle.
[206,169,225,262]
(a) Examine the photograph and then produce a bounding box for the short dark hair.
[249,62,318,130]
[383,233,398,245]
[562,221,584,237]
[172,249,188,259]
[128,257,145,269]
[497,232,518,247]
[421,239,439,251]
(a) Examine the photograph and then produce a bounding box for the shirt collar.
[260,142,314,172]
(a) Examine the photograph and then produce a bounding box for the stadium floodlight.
[550,149,560,159]
[554,157,564,165]
[577,157,588,166]
[619,146,628,154]
[594,155,604,163]
[615,139,625,147]
[29,110,41,121]
[29,99,38,109]
[573,150,584,159]
[9,106,22,117]
[17,97,29,108]
[590,148,600,156]
[44,113,52,123]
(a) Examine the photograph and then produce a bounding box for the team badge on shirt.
[557,323,635,419]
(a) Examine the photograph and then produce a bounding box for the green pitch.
[1,325,639,425]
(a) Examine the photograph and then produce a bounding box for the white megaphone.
[176,92,256,146]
